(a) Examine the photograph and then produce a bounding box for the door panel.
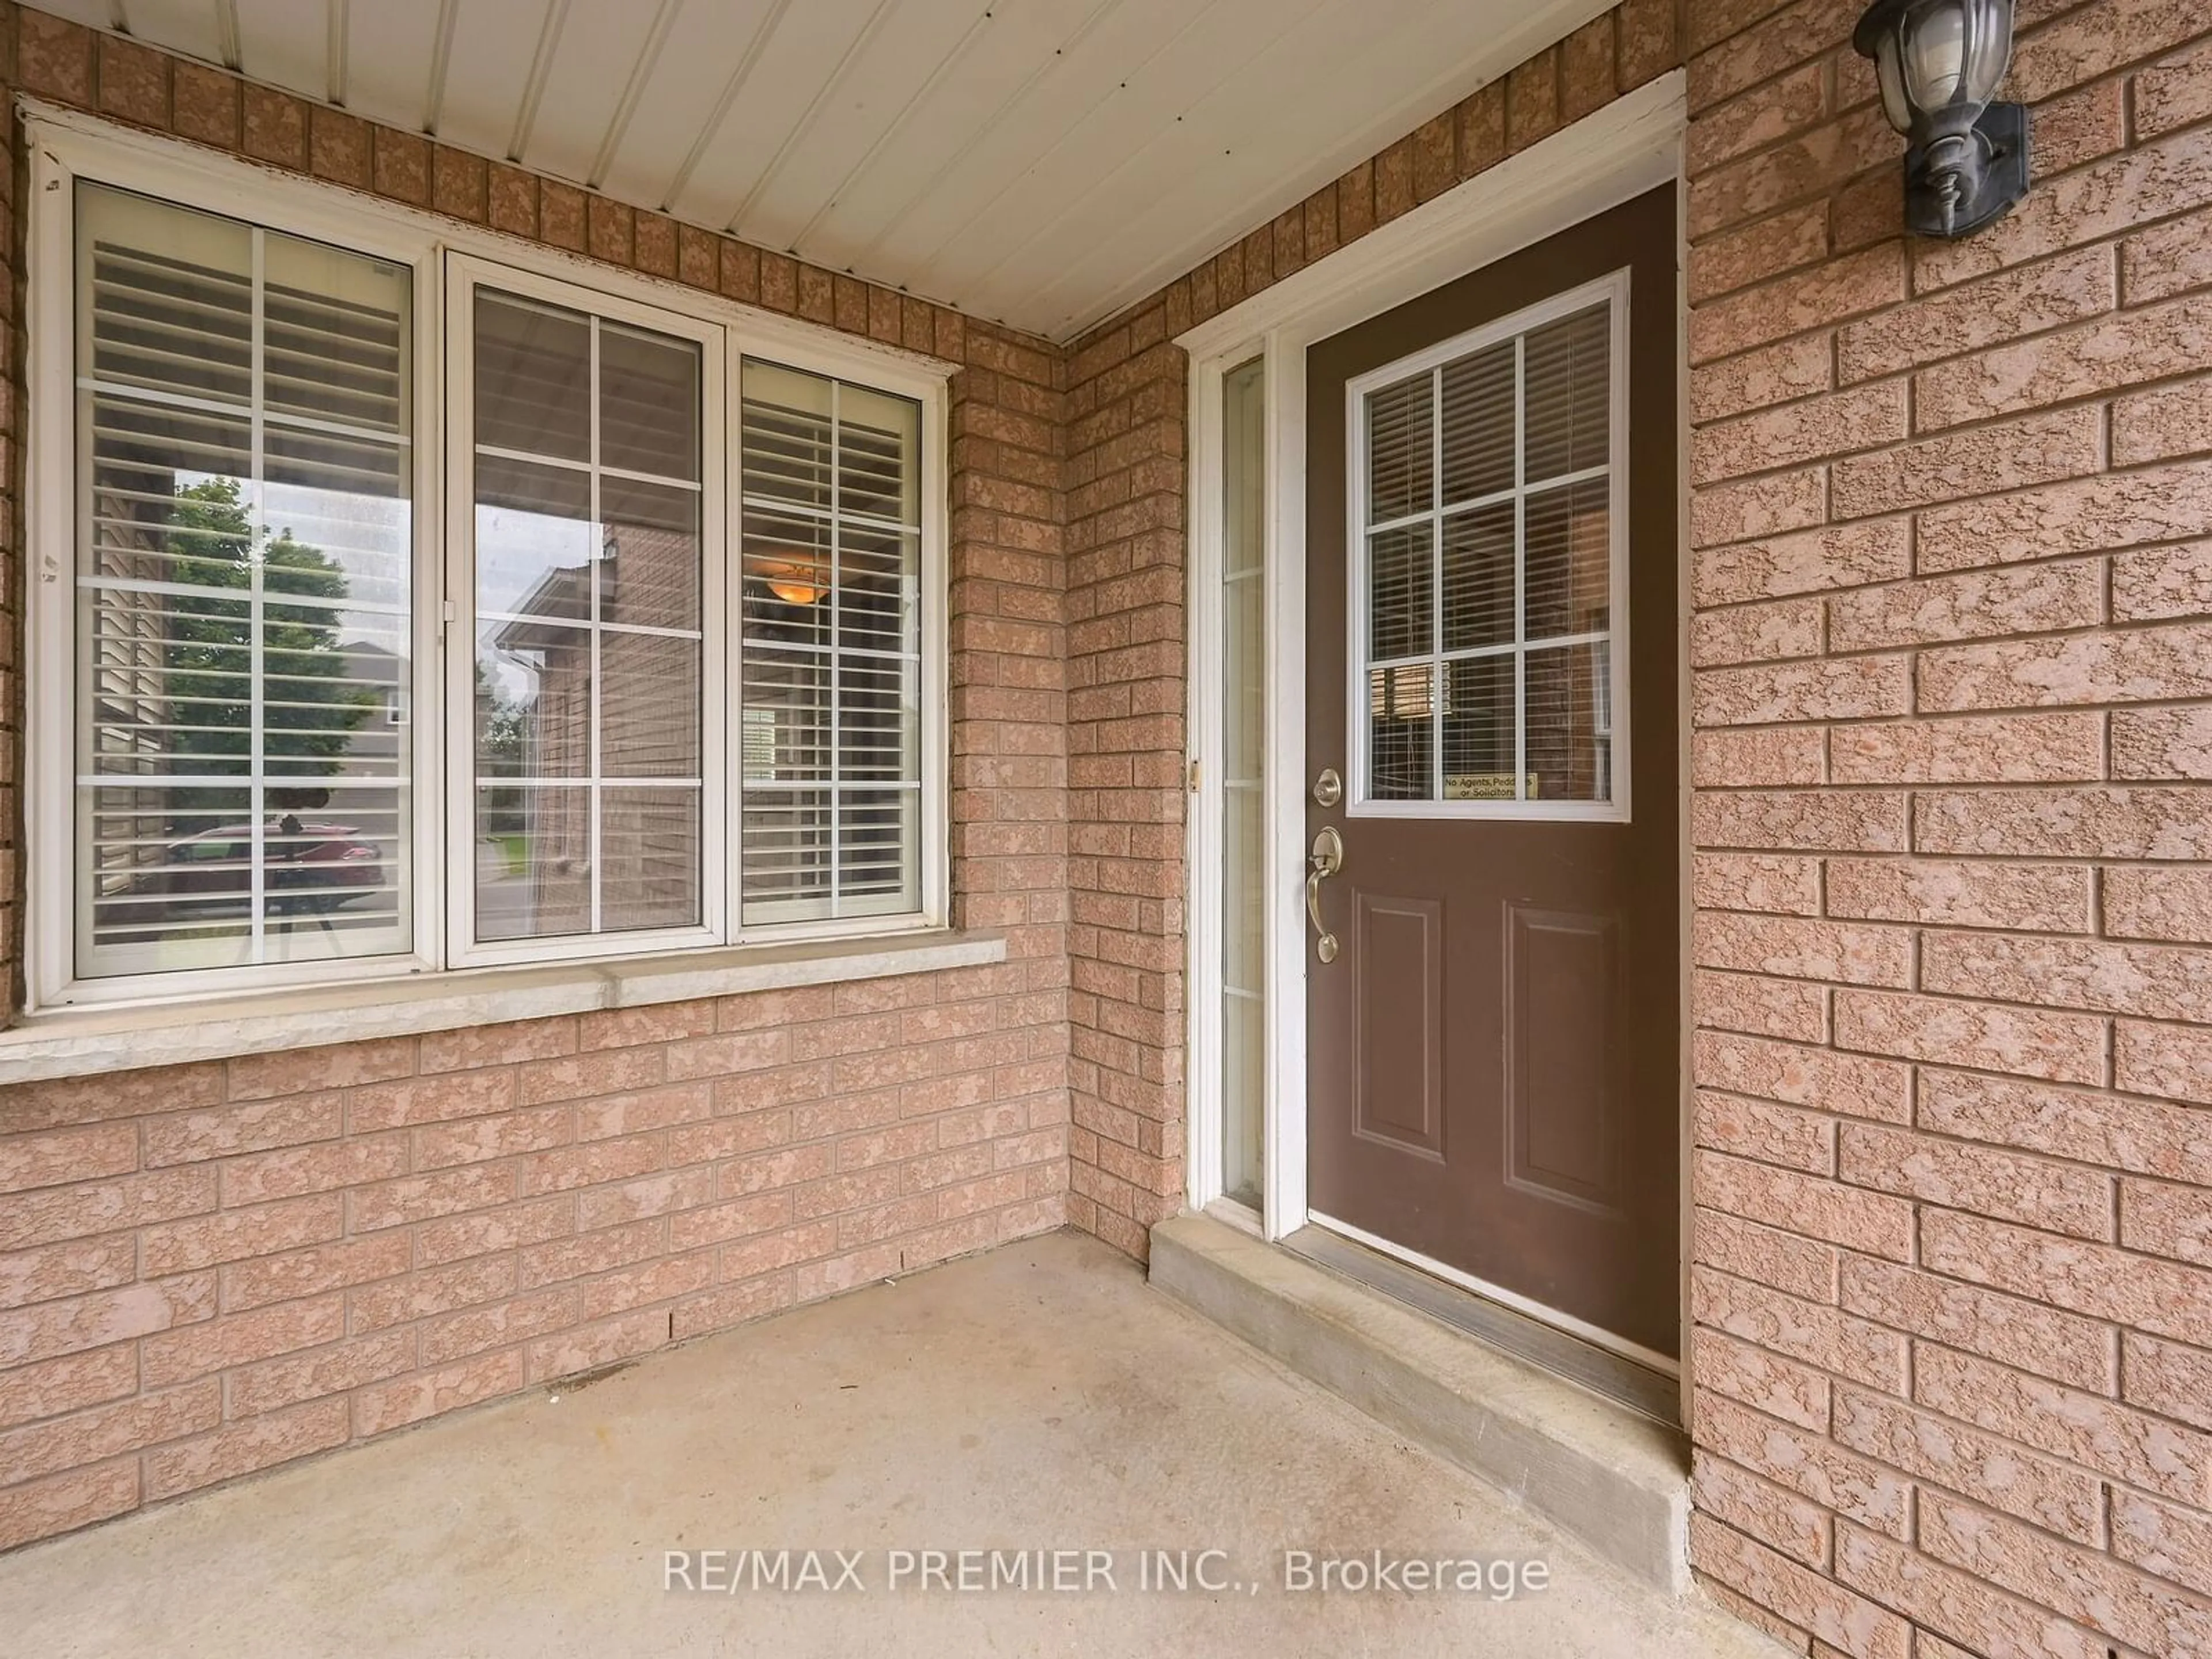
[1304,184,1680,1361]
[1355,892,1445,1158]
[1504,903,1621,1211]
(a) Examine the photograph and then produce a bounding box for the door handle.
[1306,826,1343,965]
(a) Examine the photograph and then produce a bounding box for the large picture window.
[37,147,945,1009]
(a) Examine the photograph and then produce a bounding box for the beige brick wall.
[0,6,1072,1551]
[1684,1,2212,1653]
[0,982,1069,1549]
[1063,310,1190,1257]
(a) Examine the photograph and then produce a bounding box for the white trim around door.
[1178,70,1688,1343]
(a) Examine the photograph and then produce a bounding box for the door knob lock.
[1312,767,1342,808]
[1306,825,1344,964]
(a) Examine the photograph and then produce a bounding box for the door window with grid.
[1351,276,1627,820]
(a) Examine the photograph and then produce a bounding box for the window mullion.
[587,316,604,937]
[828,377,843,922]
[248,225,267,954]
[1428,366,1444,805]
[1513,332,1528,806]
[728,354,744,945]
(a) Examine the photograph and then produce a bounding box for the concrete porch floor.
[0,1230,1777,1657]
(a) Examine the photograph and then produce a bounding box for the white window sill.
[0,930,1007,1086]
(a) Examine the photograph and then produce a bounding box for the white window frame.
[443,255,730,970]
[729,361,937,940]
[1343,269,1632,825]
[23,105,949,1015]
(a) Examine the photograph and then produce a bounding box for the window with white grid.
[737,361,923,925]
[36,137,947,1010]
[468,288,706,944]
[73,183,414,980]
[1350,276,1628,821]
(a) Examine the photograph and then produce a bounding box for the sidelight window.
[1218,357,1268,1207]
[1348,274,1628,821]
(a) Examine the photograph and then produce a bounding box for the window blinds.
[1361,298,1616,808]
[75,184,413,978]
[738,361,922,925]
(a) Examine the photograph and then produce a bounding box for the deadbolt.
[1312,767,1343,809]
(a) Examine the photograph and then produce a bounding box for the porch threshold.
[1149,1212,1691,1594]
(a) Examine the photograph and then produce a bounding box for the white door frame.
[1179,73,1689,1302]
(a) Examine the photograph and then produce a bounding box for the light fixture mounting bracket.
[1904,99,2029,238]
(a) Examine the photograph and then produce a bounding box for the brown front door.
[1304,185,1680,1362]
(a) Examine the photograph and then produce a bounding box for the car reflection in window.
[93,795,384,948]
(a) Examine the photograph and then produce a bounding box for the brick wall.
[1063,307,1190,1257]
[0,981,1070,1551]
[0,6,1071,1551]
[1683,2,2212,1654]
[1061,0,1683,1259]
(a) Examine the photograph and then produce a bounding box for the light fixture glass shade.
[1871,37,1913,131]
[1861,0,2017,133]
[1959,0,2014,105]
[1903,5,1966,106]
[755,551,827,605]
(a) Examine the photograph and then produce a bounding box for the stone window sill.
[0,930,1008,1086]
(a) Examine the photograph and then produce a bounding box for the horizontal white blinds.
[739,361,921,925]
[75,183,413,978]
[1362,296,1618,808]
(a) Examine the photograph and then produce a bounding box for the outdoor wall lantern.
[1853,0,2029,238]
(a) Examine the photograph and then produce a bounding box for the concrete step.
[1149,1211,1691,1593]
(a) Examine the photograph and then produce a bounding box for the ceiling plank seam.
[722,0,900,245]
[423,0,460,135]
[506,0,572,164]
[214,0,242,72]
[657,0,795,216]
[586,0,685,192]
[327,0,349,108]
[786,3,997,266]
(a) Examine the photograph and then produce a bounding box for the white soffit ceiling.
[36,0,1614,342]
